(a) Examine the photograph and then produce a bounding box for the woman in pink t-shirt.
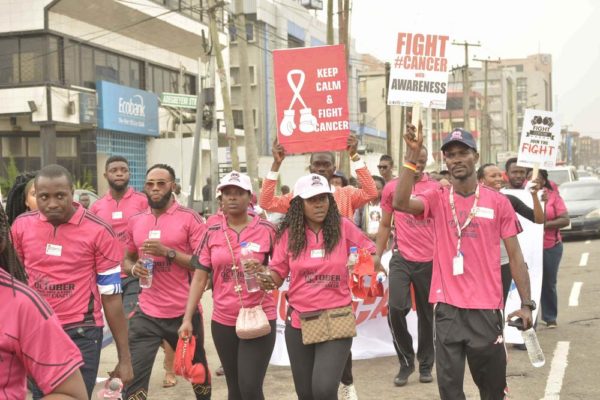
[538,170,570,328]
[258,174,376,400]
[180,171,277,400]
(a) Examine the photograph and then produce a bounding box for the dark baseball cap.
[441,128,477,151]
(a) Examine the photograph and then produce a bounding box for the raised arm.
[258,140,292,213]
[348,135,378,208]
[392,123,425,215]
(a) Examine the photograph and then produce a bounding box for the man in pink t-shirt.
[90,155,148,316]
[10,164,133,399]
[376,146,440,387]
[123,164,210,400]
[393,127,534,400]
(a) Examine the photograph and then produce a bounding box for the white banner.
[517,109,561,169]
[387,32,450,109]
[269,251,417,366]
[501,189,544,344]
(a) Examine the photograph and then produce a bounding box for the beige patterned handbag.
[299,305,356,345]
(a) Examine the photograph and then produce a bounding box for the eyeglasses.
[144,180,172,189]
[377,165,389,169]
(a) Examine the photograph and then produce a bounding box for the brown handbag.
[299,305,356,345]
[223,231,271,340]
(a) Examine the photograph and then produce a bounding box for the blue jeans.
[541,242,563,322]
[31,326,103,399]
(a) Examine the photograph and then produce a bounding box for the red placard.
[273,45,350,154]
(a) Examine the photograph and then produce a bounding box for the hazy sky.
[345,0,600,139]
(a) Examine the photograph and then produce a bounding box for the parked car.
[548,166,578,186]
[559,180,600,238]
[74,189,99,208]
[576,170,598,181]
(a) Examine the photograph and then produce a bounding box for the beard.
[147,190,173,209]
[108,178,129,192]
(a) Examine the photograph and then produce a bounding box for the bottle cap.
[350,246,358,253]
[241,241,248,247]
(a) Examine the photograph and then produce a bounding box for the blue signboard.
[96,81,159,136]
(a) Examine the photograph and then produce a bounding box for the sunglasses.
[144,180,172,189]
[377,165,389,169]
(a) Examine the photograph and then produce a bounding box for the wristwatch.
[521,299,536,311]
[166,249,177,262]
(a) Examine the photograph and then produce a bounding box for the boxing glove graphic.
[280,109,296,136]
[299,108,318,133]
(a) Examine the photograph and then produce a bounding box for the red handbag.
[174,336,209,384]
[349,249,384,299]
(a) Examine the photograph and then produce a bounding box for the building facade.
[0,0,228,193]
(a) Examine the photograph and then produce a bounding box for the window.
[56,137,77,157]
[81,45,94,88]
[64,40,81,86]
[0,38,18,84]
[1,137,26,157]
[230,66,256,86]
[288,35,304,48]
[183,74,196,94]
[232,109,256,129]
[229,19,255,43]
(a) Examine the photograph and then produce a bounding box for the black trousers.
[211,320,276,400]
[285,324,352,400]
[124,308,211,400]
[387,252,434,372]
[435,303,506,400]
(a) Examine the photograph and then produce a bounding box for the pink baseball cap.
[217,171,253,193]
[293,174,332,199]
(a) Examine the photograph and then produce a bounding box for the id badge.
[46,244,63,257]
[149,230,161,239]
[453,253,464,276]
[112,211,123,220]
[310,249,324,258]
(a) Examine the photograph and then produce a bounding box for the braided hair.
[6,172,37,225]
[0,202,27,283]
[276,193,341,259]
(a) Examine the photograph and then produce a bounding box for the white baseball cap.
[217,170,253,193]
[293,174,332,199]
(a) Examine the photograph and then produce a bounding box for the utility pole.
[337,0,351,176]
[208,0,239,170]
[188,30,212,209]
[234,0,259,192]
[473,57,500,165]
[452,40,480,131]
[385,62,392,155]
[326,0,334,45]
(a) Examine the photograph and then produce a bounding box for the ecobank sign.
[97,81,159,136]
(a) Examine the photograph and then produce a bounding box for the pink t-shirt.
[90,187,148,246]
[11,205,123,327]
[0,269,84,398]
[127,201,206,318]
[417,184,522,309]
[270,218,376,328]
[381,174,440,262]
[196,215,277,325]
[543,188,568,249]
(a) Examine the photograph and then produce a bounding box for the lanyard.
[449,184,480,256]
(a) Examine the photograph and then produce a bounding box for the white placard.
[517,109,561,169]
[501,189,544,344]
[387,32,450,109]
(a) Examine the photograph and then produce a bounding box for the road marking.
[568,282,583,307]
[542,341,570,399]
[585,240,591,244]
[579,253,589,267]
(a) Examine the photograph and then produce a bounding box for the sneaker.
[394,364,415,387]
[340,383,358,400]
[419,370,433,383]
[546,321,557,329]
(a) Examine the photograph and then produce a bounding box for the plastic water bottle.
[522,328,545,367]
[139,253,154,289]
[240,242,260,293]
[347,247,358,272]
[97,377,123,399]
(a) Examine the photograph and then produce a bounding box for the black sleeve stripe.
[177,207,205,224]
[49,360,85,388]
[13,210,39,222]
[196,263,211,273]
[83,212,117,237]
[0,281,53,319]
